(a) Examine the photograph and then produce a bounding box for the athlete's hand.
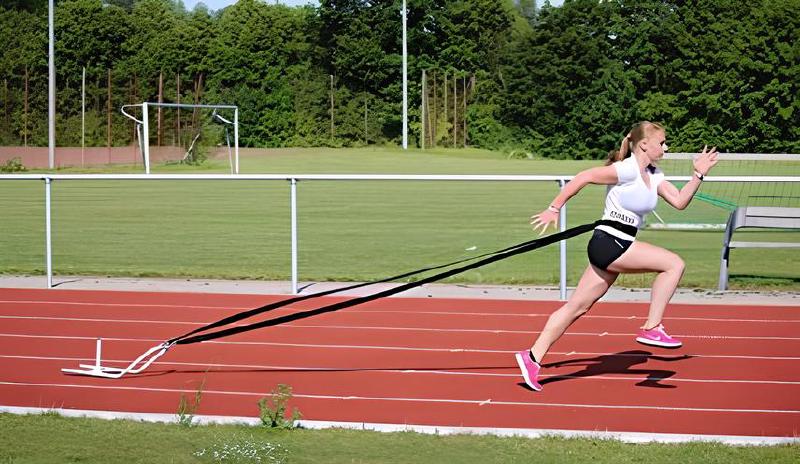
[530,209,559,236]
[693,145,719,176]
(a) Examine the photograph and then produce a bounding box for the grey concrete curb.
[1,275,798,306]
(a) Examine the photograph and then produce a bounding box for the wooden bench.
[718,207,800,290]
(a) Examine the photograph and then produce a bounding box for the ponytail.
[605,134,631,166]
[605,121,664,166]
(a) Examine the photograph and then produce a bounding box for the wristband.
[694,170,704,181]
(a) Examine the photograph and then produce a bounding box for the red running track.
[1,287,798,441]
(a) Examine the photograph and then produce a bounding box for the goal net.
[650,153,800,229]
[121,102,239,174]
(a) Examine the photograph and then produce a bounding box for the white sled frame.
[61,339,173,379]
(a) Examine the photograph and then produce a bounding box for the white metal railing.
[3,174,800,299]
[664,153,800,161]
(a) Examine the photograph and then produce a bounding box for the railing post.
[558,179,567,300]
[142,103,150,174]
[290,178,298,294]
[45,177,53,289]
[234,108,239,174]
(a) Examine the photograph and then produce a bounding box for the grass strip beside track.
[1,413,798,464]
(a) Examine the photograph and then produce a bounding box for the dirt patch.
[0,145,175,169]
[0,146,339,169]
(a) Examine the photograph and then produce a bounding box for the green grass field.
[1,147,798,289]
[1,413,797,463]
[2,148,798,458]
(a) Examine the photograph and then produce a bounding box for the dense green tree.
[664,0,800,153]
[0,5,48,145]
[104,0,135,10]
[500,0,631,157]
[2,0,48,13]
[122,0,183,87]
[55,1,129,81]
[207,0,320,146]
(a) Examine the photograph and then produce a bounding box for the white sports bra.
[597,155,664,241]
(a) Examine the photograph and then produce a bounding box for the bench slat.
[737,217,800,229]
[740,207,800,218]
[728,241,800,248]
[732,206,800,230]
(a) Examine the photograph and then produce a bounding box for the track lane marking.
[2,354,799,385]
[2,317,800,340]
[2,301,799,323]
[1,333,799,359]
[0,380,798,414]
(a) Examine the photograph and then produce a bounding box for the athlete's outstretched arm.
[658,145,719,210]
[531,164,619,235]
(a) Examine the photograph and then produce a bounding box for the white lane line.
[0,300,248,310]
[1,333,799,360]
[2,316,800,340]
[349,310,800,324]
[0,380,797,414]
[2,354,799,385]
[2,300,799,323]
[253,325,800,341]
[0,315,204,326]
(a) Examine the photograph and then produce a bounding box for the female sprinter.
[516,121,719,391]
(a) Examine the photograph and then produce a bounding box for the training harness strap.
[167,220,628,346]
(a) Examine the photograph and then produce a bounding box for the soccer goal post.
[121,102,239,174]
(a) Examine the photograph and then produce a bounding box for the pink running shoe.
[636,324,682,348]
[515,350,543,391]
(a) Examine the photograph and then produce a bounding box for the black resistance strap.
[167,220,621,347]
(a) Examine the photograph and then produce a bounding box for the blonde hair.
[605,121,665,165]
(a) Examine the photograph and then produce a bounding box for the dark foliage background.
[1,0,797,158]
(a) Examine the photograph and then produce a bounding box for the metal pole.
[234,108,239,174]
[142,103,150,174]
[558,179,567,300]
[81,67,85,167]
[48,0,55,169]
[401,0,408,150]
[290,178,298,295]
[45,178,53,289]
[421,70,425,150]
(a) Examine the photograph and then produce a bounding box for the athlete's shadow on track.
[525,350,692,390]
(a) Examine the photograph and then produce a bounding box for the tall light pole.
[401,0,408,150]
[48,0,55,169]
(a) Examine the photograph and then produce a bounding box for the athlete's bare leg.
[607,240,685,330]
[530,264,618,362]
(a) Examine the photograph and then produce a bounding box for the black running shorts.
[587,229,633,270]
